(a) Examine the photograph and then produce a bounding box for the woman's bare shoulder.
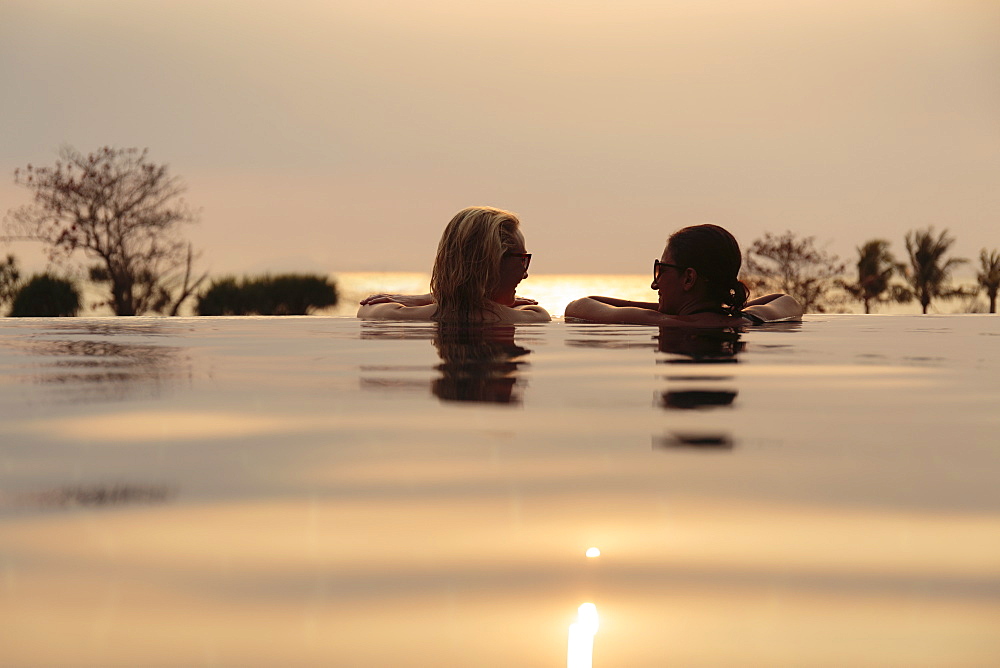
[499,304,551,323]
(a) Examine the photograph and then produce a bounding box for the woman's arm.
[356,302,438,320]
[566,298,745,327]
[360,293,539,307]
[359,292,434,306]
[565,298,670,325]
[358,302,549,323]
[742,294,803,322]
[588,295,660,309]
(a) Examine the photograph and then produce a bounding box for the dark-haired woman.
[565,224,802,326]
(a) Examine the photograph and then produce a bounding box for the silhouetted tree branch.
[743,231,846,313]
[8,146,206,315]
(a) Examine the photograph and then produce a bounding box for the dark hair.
[666,224,749,314]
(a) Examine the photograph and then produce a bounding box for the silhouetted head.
[430,207,529,321]
[653,224,749,315]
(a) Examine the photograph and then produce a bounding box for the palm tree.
[978,249,1000,314]
[843,239,907,313]
[904,227,966,314]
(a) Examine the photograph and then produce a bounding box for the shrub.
[197,274,338,316]
[9,274,81,317]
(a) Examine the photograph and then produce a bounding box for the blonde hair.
[430,206,522,322]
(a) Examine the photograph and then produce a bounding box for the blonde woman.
[358,206,551,323]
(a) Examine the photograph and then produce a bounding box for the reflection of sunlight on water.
[568,602,599,668]
[330,272,651,317]
[17,410,300,442]
[524,275,651,317]
[328,272,429,316]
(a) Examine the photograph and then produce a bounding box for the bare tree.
[8,146,206,315]
[977,249,1000,314]
[743,231,846,313]
[841,239,910,313]
[903,227,966,314]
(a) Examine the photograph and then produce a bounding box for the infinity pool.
[1,315,998,666]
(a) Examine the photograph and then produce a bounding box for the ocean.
[330,272,986,317]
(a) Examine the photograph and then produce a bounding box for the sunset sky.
[2,0,998,277]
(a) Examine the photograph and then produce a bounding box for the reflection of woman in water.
[357,206,550,323]
[432,324,531,404]
[655,326,746,360]
[565,224,802,326]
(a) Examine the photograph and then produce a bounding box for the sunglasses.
[653,259,685,281]
[506,252,532,269]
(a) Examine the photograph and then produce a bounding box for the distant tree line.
[2,146,338,317]
[2,145,996,317]
[743,227,1000,314]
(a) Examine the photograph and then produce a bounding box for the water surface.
[1,315,998,666]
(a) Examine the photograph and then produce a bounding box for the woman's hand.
[359,292,434,306]
[511,295,538,306]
